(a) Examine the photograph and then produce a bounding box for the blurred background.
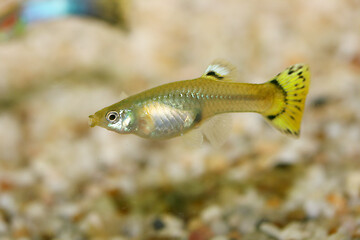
[0,0,360,239]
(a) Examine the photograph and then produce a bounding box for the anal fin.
[201,114,232,148]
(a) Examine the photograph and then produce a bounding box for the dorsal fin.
[203,59,237,81]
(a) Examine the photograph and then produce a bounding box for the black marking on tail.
[268,78,287,120]
[270,79,287,97]
[267,109,285,121]
[267,115,276,120]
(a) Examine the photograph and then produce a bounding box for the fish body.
[89,60,310,144]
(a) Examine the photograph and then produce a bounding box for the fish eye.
[106,111,119,123]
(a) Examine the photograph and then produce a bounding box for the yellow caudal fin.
[263,64,310,137]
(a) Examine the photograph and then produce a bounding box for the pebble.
[189,225,214,240]
[201,205,222,223]
[210,220,229,236]
[57,203,81,220]
[152,217,166,231]
[0,194,18,215]
[0,113,22,162]
[0,216,8,234]
[149,215,185,238]
[345,171,360,200]
[25,202,46,220]
[79,213,103,233]
[210,236,228,240]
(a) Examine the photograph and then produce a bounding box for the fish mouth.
[88,115,98,127]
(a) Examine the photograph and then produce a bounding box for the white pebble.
[0,113,22,162]
[346,171,360,199]
[0,193,17,215]
[57,203,80,219]
[0,216,8,234]
[325,122,342,139]
[25,202,46,220]
[201,205,222,222]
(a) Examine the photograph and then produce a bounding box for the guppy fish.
[89,60,310,146]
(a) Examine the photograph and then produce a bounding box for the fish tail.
[262,64,310,137]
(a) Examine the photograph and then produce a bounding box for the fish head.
[88,106,136,134]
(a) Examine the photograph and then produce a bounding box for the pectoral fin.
[181,128,204,149]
